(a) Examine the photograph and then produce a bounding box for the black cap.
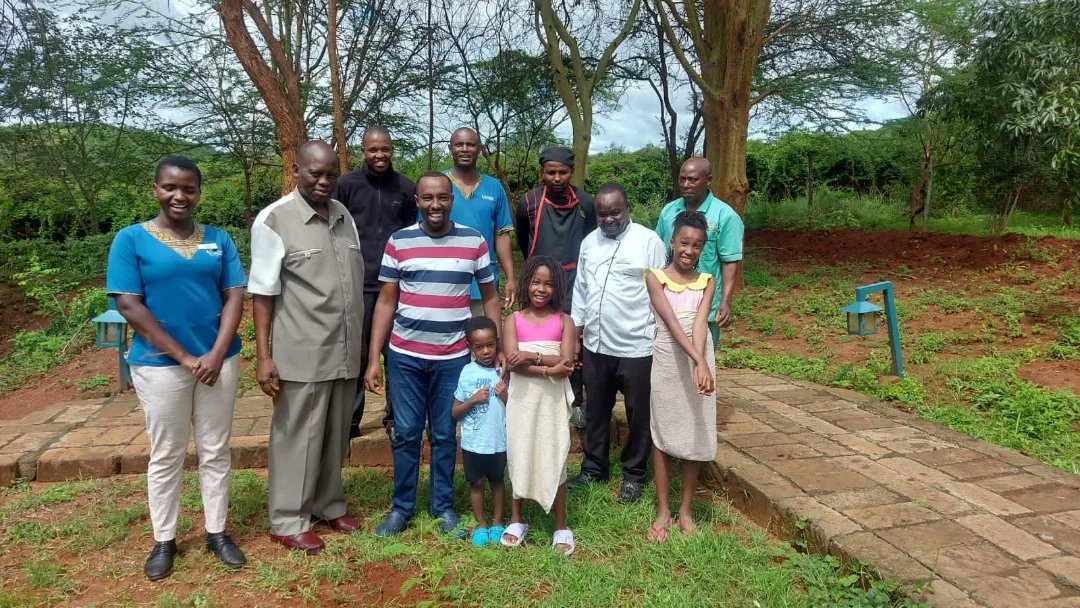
[539,146,574,168]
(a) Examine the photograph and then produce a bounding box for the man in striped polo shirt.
[365,171,502,537]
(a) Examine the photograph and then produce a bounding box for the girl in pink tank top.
[501,256,578,555]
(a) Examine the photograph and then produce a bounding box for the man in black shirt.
[514,147,596,420]
[332,126,417,440]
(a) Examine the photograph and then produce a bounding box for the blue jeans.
[386,349,469,518]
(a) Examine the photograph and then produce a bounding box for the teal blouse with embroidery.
[106,222,247,367]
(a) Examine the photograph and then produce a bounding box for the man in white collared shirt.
[568,183,666,503]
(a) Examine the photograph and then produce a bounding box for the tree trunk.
[806,149,815,230]
[658,0,767,215]
[570,114,592,189]
[326,0,348,174]
[425,0,435,171]
[702,92,752,214]
[216,0,307,194]
[241,164,254,228]
[534,0,639,190]
[922,141,933,232]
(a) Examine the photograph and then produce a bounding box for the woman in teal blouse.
[106,156,247,581]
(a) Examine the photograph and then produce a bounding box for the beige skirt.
[650,313,717,461]
[506,340,573,513]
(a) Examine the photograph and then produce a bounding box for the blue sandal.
[471,527,489,546]
[487,525,505,542]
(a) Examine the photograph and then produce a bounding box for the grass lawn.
[0,463,925,607]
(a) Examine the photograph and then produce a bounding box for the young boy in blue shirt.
[452,316,509,546]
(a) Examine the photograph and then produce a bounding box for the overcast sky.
[581,82,910,151]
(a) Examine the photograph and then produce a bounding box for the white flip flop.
[500,522,529,547]
[552,528,575,556]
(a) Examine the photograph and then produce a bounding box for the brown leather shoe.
[320,515,360,532]
[269,531,325,555]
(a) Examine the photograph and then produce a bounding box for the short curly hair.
[464,315,498,344]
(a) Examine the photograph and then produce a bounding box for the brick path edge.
[703,457,981,607]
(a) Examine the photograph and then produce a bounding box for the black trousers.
[580,348,652,483]
[570,367,584,409]
[353,291,394,431]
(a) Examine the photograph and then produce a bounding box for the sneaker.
[374,511,409,537]
[385,420,398,445]
[566,472,608,491]
[619,480,645,503]
[144,540,178,581]
[205,532,246,567]
[434,510,467,539]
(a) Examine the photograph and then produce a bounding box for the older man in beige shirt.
[249,141,365,554]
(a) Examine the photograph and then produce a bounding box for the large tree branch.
[592,0,642,99]
[653,0,719,98]
[534,0,584,128]
[215,0,296,116]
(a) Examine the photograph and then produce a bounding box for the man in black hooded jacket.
[332,126,416,440]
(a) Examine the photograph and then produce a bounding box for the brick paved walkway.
[710,370,1080,608]
[0,390,392,486]
[2,370,1079,607]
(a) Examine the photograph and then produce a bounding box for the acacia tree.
[652,0,902,214]
[651,0,767,213]
[619,1,704,200]
[439,0,572,197]
[214,0,306,193]
[534,0,642,188]
[211,0,424,192]
[896,0,977,231]
[326,0,347,174]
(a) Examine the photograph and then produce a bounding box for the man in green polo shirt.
[655,157,744,345]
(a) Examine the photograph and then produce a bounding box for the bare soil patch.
[0,282,46,359]
[0,348,117,420]
[748,228,1080,272]
[1019,359,1080,394]
[744,229,1080,395]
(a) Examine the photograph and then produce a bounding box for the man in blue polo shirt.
[442,127,516,313]
[655,157,744,345]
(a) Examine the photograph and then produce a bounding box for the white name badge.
[197,243,219,251]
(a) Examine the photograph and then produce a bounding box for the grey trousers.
[268,377,356,535]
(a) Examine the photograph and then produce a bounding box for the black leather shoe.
[144,540,178,581]
[619,480,645,503]
[206,532,246,567]
[566,472,609,490]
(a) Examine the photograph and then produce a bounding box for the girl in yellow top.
[644,210,717,542]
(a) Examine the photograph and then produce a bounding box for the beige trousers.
[268,377,356,536]
[131,355,241,542]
